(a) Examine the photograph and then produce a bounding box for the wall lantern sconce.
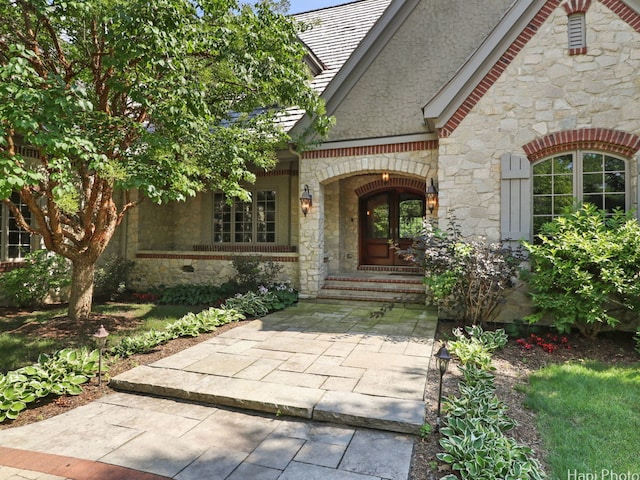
[426,178,438,214]
[93,325,109,386]
[300,184,313,217]
[381,172,390,183]
[435,342,451,432]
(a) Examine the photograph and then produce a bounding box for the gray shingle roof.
[280,0,392,132]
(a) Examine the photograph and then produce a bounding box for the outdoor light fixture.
[435,343,451,432]
[300,184,312,217]
[426,178,438,214]
[381,172,390,182]
[93,325,109,386]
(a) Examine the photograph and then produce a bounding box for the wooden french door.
[359,189,425,266]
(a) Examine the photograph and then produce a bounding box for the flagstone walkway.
[0,301,438,480]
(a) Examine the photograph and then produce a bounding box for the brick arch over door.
[522,128,640,161]
[315,157,431,184]
[355,177,427,197]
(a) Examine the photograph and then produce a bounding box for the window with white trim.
[568,13,586,50]
[213,190,277,243]
[0,192,32,261]
[532,151,627,233]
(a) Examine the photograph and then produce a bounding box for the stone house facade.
[117,0,640,308]
[4,0,640,318]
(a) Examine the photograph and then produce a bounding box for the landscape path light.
[435,343,451,432]
[93,325,109,386]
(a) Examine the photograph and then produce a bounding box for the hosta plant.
[0,348,100,422]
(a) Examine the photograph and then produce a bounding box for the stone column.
[298,179,325,298]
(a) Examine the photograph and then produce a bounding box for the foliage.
[522,204,640,337]
[93,255,135,299]
[223,283,298,317]
[525,362,640,476]
[448,325,508,370]
[229,256,285,293]
[0,250,71,307]
[397,216,522,325]
[109,307,245,358]
[515,332,571,353]
[155,283,235,306]
[438,365,546,480]
[636,327,640,355]
[0,348,99,422]
[0,0,330,320]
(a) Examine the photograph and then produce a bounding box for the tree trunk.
[68,257,96,321]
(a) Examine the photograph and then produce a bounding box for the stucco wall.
[439,1,640,241]
[327,0,513,141]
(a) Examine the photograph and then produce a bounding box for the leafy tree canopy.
[0,0,329,319]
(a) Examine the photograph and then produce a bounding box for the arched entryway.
[359,185,425,266]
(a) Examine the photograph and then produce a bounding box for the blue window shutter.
[501,153,531,245]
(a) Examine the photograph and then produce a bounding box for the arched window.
[532,151,627,233]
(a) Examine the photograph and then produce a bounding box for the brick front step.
[318,273,426,304]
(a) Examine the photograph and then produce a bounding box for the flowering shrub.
[516,333,571,353]
[397,215,523,325]
[132,292,160,303]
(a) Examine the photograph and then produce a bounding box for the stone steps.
[317,273,426,304]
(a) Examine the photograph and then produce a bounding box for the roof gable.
[423,0,640,138]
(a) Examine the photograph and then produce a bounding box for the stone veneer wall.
[298,147,437,296]
[439,0,640,241]
[131,252,299,291]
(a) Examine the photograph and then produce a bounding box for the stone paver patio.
[0,301,438,480]
[111,301,437,434]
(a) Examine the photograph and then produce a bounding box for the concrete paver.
[0,301,438,480]
[111,301,437,434]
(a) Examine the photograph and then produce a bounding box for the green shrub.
[0,250,71,307]
[397,215,522,325]
[109,307,245,358]
[229,256,284,293]
[438,365,545,480]
[223,284,298,317]
[156,283,235,306]
[0,348,100,422]
[523,204,640,337]
[93,255,135,299]
[448,325,508,370]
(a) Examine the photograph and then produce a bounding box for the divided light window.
[532,151,627,234]
[213,191,277,243]
[0,192,32,261]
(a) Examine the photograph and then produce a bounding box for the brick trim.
[255,169,298,177]
[0,261,24,273]
[562,0,591,14]
[600,0,640,32]
[354,177,427,196]
[568,46,588,55]
[301,140,438,159]
[193,244,297,253]
[522,128,640,161]
[136,252,298,262]
[439,0,640,138]
[440,0,561,137]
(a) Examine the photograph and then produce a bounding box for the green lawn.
[0,303,197,373]
[525,361,640,478]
